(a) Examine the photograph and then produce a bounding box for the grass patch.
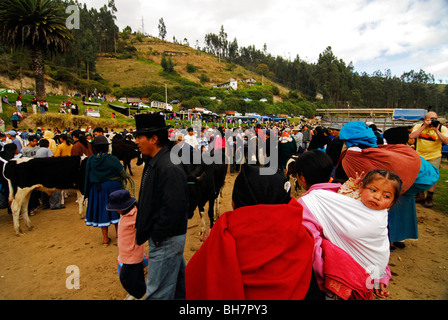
[434,161,448,214]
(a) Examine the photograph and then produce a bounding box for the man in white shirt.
[184,127,198,151]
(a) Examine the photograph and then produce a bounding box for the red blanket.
[185,199,314,300]
[322,239,373,300]
[341,144,421,194]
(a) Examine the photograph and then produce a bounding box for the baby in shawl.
[301,169,402,299]
[338,169,402,211]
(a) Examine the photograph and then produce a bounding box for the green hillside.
[95,36,289,94]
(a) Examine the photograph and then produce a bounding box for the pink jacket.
[117,207,145,264]
[297,183,391,298]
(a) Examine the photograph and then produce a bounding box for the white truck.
[151,101,173,111]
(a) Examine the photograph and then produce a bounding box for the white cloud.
[80,0,448,81]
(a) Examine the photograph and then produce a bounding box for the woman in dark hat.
[84,135,132,247]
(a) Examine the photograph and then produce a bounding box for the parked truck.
[118,97,141,104]
[151,101,173,111]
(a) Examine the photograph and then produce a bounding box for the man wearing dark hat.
[133,113,189,300]
[369,124,384,145]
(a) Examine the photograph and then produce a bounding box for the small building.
[214,79,238,90]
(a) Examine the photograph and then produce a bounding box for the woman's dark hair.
[293,150,333,189]
[0,143,17,160]
[72,130,90,149]
[361,169,403,206]
[92,143,109,155]
[60,133,71,146]
[232,164,291,209]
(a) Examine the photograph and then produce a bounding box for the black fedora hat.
[134,113,169,135]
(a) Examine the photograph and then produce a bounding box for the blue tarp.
[393,109,426,121]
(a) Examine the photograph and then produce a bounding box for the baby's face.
[360,178,395,210]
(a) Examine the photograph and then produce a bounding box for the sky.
[80,0,448,83]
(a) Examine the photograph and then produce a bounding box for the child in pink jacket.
[107,190,147,299]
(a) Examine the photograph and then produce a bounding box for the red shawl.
[322,239,374,300]
[185,198,314,300]
[341,144,421,194]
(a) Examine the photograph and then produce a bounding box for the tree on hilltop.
[158,18,167,40]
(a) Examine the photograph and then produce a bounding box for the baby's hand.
[374,283,390,299]
[354,171,365,185]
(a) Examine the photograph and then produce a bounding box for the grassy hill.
[95,35,289,94]
[0,35,303,131]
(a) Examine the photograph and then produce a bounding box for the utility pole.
[20,67,23,93]
[141,16,144,35]
[165,83,168,105]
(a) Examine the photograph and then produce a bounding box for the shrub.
[186,64,198,73]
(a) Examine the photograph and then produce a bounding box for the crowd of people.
[114,111,444,300]
[0,108,446,301]
[2,93,50,117]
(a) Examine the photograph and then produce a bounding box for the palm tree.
[0,0,73,101]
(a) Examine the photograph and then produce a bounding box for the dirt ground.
[0,158,447,300]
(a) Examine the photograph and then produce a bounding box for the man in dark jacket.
[134,113,189,300]
[326,123,344,177]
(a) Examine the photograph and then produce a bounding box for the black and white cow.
[1,156,87,235]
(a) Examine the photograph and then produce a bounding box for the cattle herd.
[0,129,227,236]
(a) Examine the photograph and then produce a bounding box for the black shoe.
[51,205,66,210]
[393,241,406,249]
[424,197,434,208]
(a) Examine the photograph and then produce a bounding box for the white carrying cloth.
[301,189,390,279]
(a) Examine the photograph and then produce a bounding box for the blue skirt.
[85,180,122,227]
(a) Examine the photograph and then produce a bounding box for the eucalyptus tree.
[0,0,73,100]
[158,18,167,40]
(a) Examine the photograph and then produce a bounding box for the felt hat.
[93,135,109,145]
[106,189,136,212]
[383,126,409,145]
[134,113,169,135]
[329,123,342,130]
